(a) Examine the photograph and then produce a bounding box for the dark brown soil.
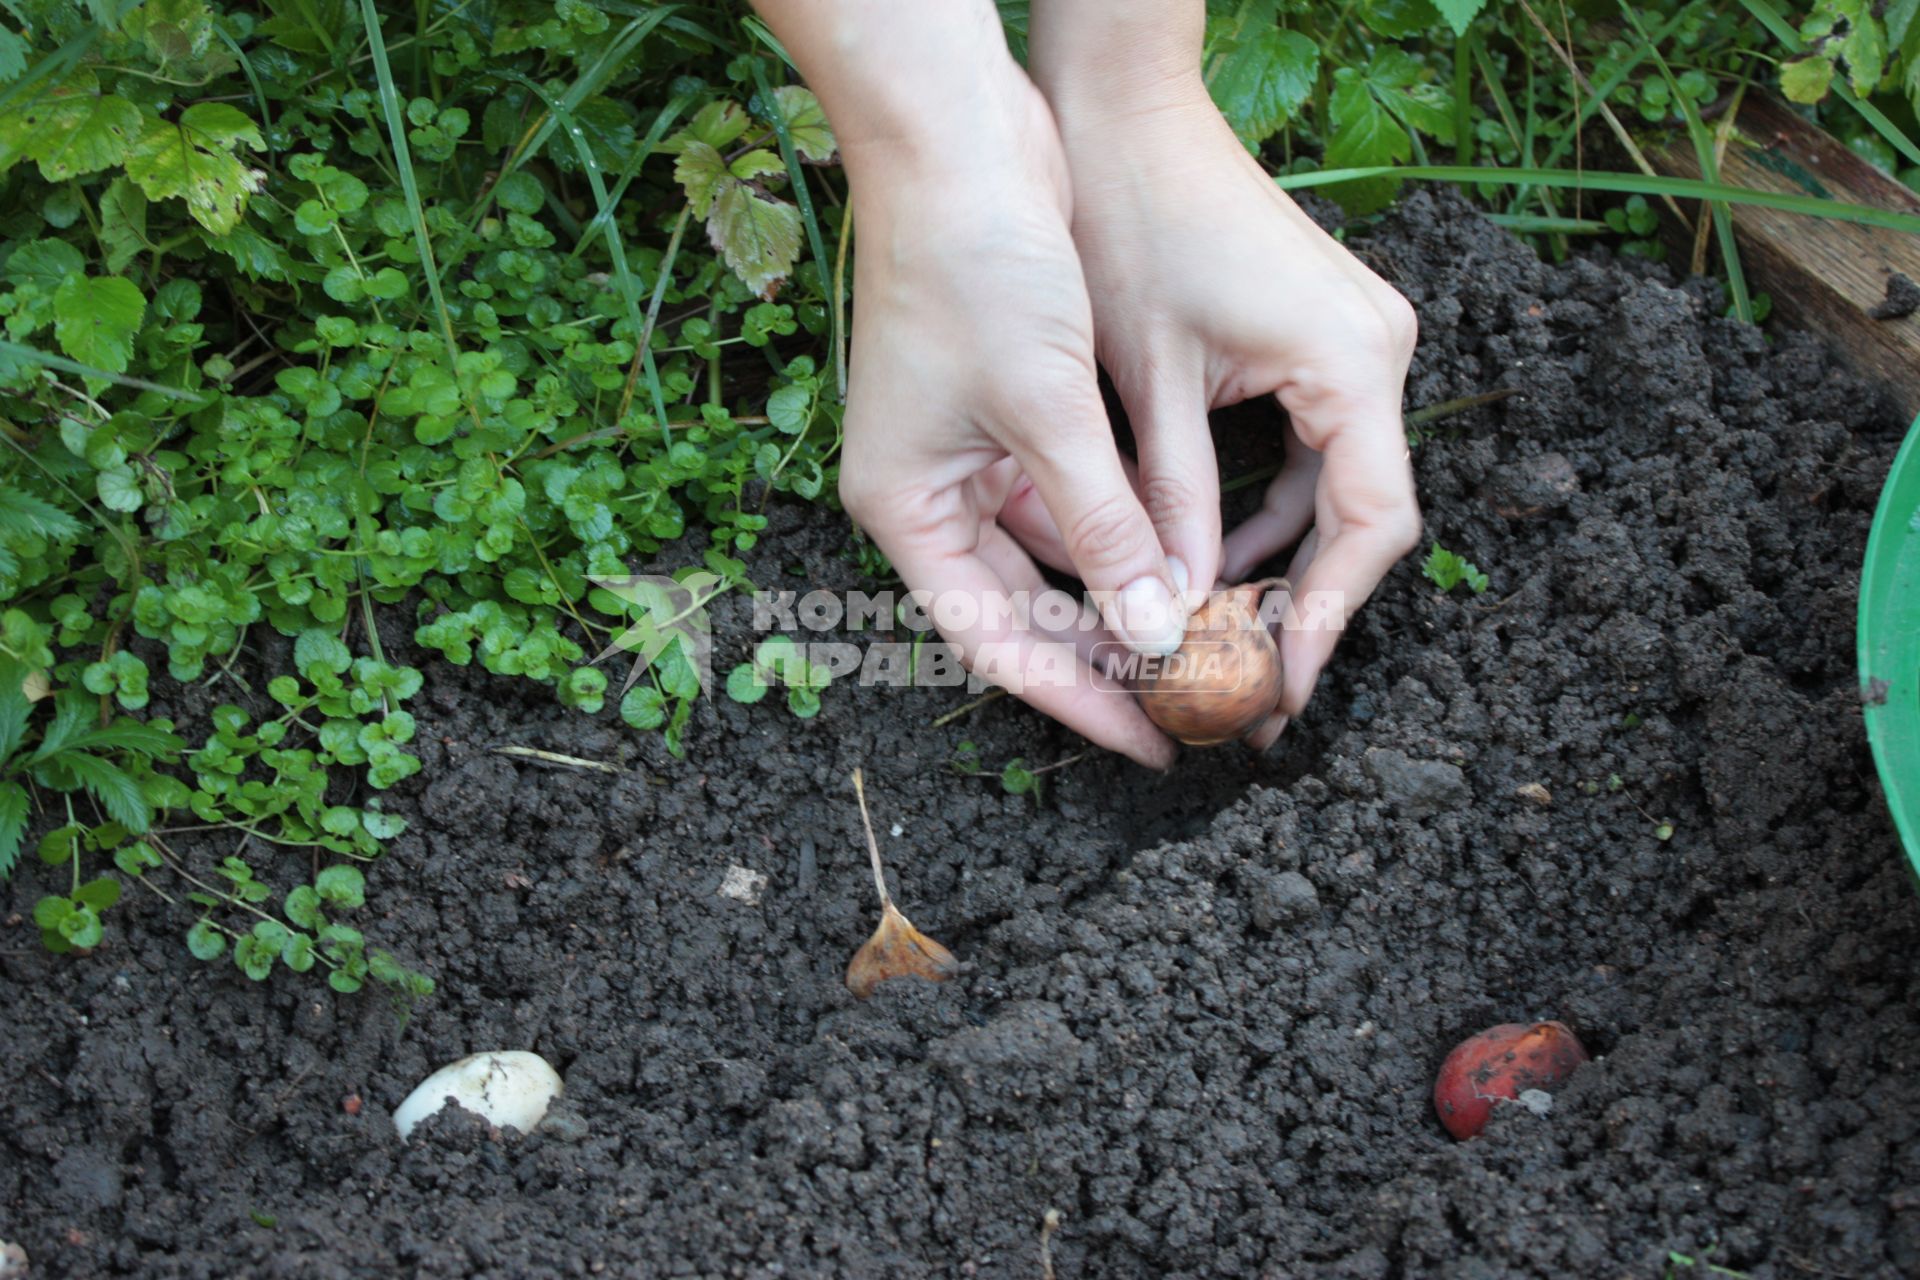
[4,190,1918,1279]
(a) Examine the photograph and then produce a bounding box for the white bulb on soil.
[393,1051,562,1141]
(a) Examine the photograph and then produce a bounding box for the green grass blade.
[486,73,643,336]
[1535,8,1691,175]
[0,340,210,402]
[1482,213,1609,234]
[1622,2,1751,322]
[1452,23,1474,169]
[489,70,670,444]
[471,6,678,232]
[740,16,795,70]
[1276,165,1920,234]
[355,0,467,386]
[213,22,273,133]
[569,88,697,261]
[1735,0,1920,169]
[749,58,840,400]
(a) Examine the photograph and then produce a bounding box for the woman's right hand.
[835,64,1187,769]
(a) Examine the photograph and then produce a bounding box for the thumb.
[1004,392,1188,656]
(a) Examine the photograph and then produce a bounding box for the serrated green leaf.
[0,73,141,180]
[1364,49,1454,144]
[729,148,784,181]
[0,29,26,84]
[674,139,729,217]
[707,181,802,300]
[98,178,150,275]
[768,85,834,162]
[0,484,83,542]
[1208,27,1317,145]
[0,781,26,879]
[1349,0,1428,36]
[127,0,224,74]
[1780,53,1836,104]
[125,103,264,235]
[1431,0,1486,36]
[1324,69,1412,214]
[51,750,153,830]
[7,238,84,292]
[53,275,145,374]
[682,99,750,149]
[1833,0,1886,93]
[548,94,634,173]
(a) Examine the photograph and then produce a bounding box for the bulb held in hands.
[1132,579,1287,746]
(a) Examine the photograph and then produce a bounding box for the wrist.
[1028,0,1211,132]
[750,0,1030,189]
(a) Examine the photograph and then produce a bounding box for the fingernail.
[1168,556,1190,597]
[1114,574,1186,656]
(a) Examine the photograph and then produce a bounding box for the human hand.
[1031,14,1422,747]
[759,3,1189,767]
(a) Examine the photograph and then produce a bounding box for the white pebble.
[719,864,768,906]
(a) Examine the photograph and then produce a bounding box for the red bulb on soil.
[1433,1020,1589,1140]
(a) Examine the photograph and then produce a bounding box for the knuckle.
[1380,291,1419,355]
[1062,493,1154,574]
[1140,472,1208,531]
[1000,375,1103,437]
[1377,503,1424,558]
[837,466,882,526]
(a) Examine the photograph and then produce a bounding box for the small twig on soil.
[930,687,1006,728]
[1405,388,1519,427]
[489,745,624,775]
[851,767,890,909]
[1039,1208,1063,1280]
[952,750,1088,781]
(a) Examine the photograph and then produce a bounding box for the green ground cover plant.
[1,0,1914,990]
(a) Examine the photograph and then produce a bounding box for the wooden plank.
[1649,93,1920,415]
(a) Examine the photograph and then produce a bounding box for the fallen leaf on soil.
[847,901,959,999]
[845,768,957,999]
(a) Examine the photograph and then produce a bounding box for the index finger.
[871,489,1178,770]
[1276,410,1420,717]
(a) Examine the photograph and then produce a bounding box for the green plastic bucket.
[1860,412,1920,879]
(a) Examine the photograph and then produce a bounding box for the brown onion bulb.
[1132,579,1286,746]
